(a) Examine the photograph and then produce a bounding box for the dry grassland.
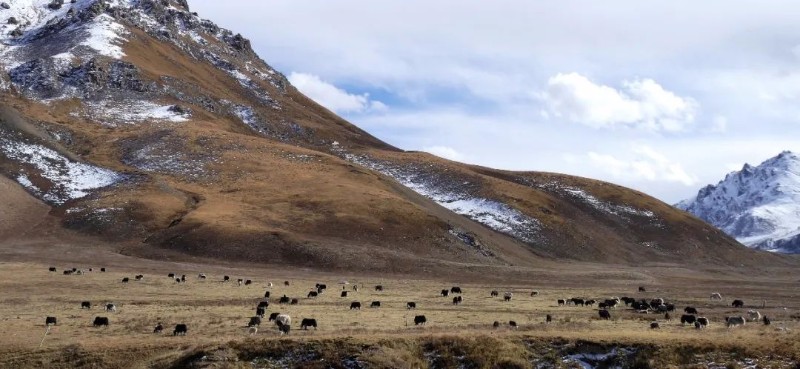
[0,261,798,368]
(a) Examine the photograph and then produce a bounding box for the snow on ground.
[343,152,541,243]
[86,101,190,125]
[0,137,121,204]
[80,14,127,58]
[533,181,657,221]
[1,0,129,70]
[562,187,655,218]
[231,104,259,128]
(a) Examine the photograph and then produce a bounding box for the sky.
[189,0,800,203]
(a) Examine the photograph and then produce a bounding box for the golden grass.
[0,261,798,368]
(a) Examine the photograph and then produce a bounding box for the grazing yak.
[710,292,722,300]
[93,317,109,327]
[173,324,188,336]
[531,291,539,296]
[725,316,746,327]
[244,280,252,286]
[198,273,206,280]
[604,299,619,309]
[135,275,144,281]
[557,299,566,306]
[684,307,698,315]
[121,277,129,283]
[638,286,647,292]
[453,296,463,305]
[81,301,91,309]
[570,298,584,306]
[238,279,243,286]
[414,315,427,325]
[504,292,513,302]
[375,285,384,292]
[223,275,230,282]
[585,300,596,307]
[284,281,290,286]
[747,310,761,321]
[441,289,450,297]
[258,301,269,309]
[341,291,349,298]
[279,295,290,304]
[350,302,362,310]
[248,316,262,327]
[450,287,462,294]
[680,314,697,325]
[256,307,266,318]
[290,298,299,305]
[598,310,611,320]
[275,314,291,327]
[301,318,318,330]
[100,268,106,272]
[105,303,117,312]
[316,283,327,291]
[264,291,271,298]
[732,299,744,308]
[546,314,553,323]
[45,317,57,326]
[763,316,771,325]
[268,312,280,321]
[180,275,186,282]
[650,322,660,329]
[63,270,73,275]
[370,301,381,308]
[697,317,709,327]
[278,323,290,335]
[491,290,499,297]
[406,302,417,309]
[153,323,163,333]
[49,267,56,272]
[168,273,175,278]
[509,321,518,328]
[493,321,501,328]
[308,291,318,298]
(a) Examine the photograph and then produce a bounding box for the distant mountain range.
[677,151,800,253]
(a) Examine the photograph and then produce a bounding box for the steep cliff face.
[0,0,777,270]
[678,151,800,253]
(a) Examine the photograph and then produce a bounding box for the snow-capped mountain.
[677,151,800,253]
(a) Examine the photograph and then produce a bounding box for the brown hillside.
[0,0,789,273]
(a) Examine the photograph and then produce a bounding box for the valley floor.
[0,237,799,368]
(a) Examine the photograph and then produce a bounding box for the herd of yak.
[40,267,770,336]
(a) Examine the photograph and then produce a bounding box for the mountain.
[677,151,800,254]
[0,0,781,271]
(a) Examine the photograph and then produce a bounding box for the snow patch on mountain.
[0,137,121,204]
[86,101,190,125]
[342,152,542,243]
[677,151,800,253]
[0,1,129,69]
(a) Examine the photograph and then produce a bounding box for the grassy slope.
[0,13,791,272]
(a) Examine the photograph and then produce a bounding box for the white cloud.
[711,115,728,132]
[423,146,464,161]
[541,73,698,132]
[587,145,697,186]
[288,72,386,114]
